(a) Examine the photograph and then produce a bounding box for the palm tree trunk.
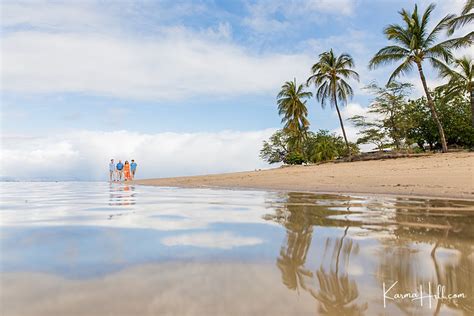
[416,62,448,153]
[334,96,352,160]
[470,87,474,128]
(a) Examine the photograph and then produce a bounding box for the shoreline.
[133,152,474,201]
[133,184,474,202]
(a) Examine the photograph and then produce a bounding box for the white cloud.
[244,0,355,33]
[161,232,263,249]
[1,1,113,32]
[332,103,378,152]
[1,28,314,100]
[0,129,275,180]
[340,102,383,125]
[331,124,374,152]
[305,0,355,15]
[1,0,314,101]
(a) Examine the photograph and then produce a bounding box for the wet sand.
[135,152,474,200]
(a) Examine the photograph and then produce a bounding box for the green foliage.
[260,129,359,164]
[368,3,467,83]
[447,0,473,35]
[349,82,413,151]
[259,130,291,164]
[277,79,312,153]
[304,131,341,162]
[368,3,472,152]
[261,3,472,163]
[307,49,359,156]
[405,88,474,149]
[307,50,359,109]
[356,128,391,151]
[436,55,473,127]
[284,152,306,165]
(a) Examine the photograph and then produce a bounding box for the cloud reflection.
[161,232,263,249]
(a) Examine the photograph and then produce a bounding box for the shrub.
[284,152,306,165]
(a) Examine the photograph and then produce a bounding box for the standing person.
[130,159,137,179]
[109,159,116,182]
[123,161,131,181]
[116,160,124,181]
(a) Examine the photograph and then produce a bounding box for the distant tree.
[369,3,471,153]
[405,89,474,149]
[349,82,413,151]
[349,115,391,151]
[260,130,291,164]
[304,130,359,163]
[260,129,359,165]
[304,131,340,162]
[307,49,359,159]
[437,56,473,127]
[277,79,313,153]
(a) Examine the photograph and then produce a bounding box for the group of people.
[109,159,137,181]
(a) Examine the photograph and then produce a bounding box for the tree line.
[261,1,473,165]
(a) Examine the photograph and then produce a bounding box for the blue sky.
[0,0,470,180]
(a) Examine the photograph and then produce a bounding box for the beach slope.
[135,152,474,199]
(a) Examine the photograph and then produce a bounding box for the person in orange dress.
[123,161,132,181]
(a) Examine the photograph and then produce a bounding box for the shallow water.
[0,182,473,315]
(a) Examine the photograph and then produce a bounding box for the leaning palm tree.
[447,0,473,35]
[307,49,359,159]
[369,3,471,153]
[438,56,474,127]
[277,78,313,153]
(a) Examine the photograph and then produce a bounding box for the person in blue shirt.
[130,160,137,179]
[116,160,124,181]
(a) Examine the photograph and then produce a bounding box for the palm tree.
[277,78,313,153]
[369,3,471,153]
[438,56,474,127]
[307,49,359,159]
[447,0,473,35]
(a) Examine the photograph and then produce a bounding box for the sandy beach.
[135,152,474,200]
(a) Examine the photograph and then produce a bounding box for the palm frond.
[369,53,407,69]
[425,13,455,46]
[387,58,414,84]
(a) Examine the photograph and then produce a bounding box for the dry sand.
[135,152,474,200]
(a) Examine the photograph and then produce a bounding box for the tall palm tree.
[447,0,473,35]
[307,50,359,159]
[277,78,313,153]
[438,56,474,127]
[369,3,470,153]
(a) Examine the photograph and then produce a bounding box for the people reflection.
[108,183,136,206]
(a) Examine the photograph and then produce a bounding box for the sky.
[0,0,471,180]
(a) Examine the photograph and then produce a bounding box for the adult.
[130,160,137,179]
[109,159,116,181]
[116,160,124,181]
[123,161,131,181]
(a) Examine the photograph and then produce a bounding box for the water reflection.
[108,184,136,206]
[266,192,474,315]
[310,227,367,316]
[1,183,473,315]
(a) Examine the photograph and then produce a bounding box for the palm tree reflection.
[376,199,474,315]
[309,226,367,315]
[269,193,367,314]
[276,209,313,292]
[267,193,474,315]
